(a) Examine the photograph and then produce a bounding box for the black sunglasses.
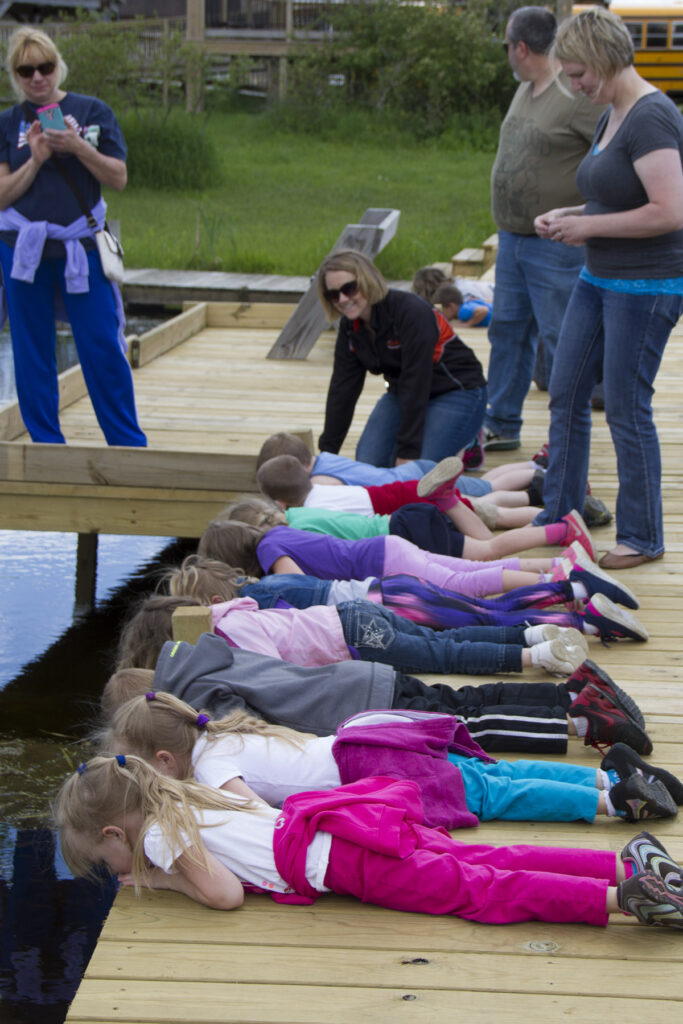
[16,61,56,79]
[324,280,359,303]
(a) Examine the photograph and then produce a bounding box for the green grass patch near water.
[106,111,497,280]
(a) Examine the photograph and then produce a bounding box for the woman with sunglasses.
[0,27,146,446]
[317,250,486,468]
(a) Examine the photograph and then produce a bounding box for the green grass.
[106,111,498,279]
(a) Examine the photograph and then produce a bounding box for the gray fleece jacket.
[153,633,398,737]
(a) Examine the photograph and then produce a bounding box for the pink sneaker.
[561,509,597,561]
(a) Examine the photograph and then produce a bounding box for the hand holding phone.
[37,103,66,132]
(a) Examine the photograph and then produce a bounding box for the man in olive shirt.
[483,6,602,450]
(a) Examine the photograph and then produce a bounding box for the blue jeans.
[485,230,584,438]
[449,754,599,822]
[336,600,523,675]
[355,385,487,466]
[0,242,146,446]
[534,278,683,556]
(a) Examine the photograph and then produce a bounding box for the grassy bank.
[106,111,497,280]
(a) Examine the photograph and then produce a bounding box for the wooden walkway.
[28,303,682,1022]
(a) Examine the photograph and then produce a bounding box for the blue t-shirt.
[0,92,126,257]
[313,452,436,485]
[457,301,492,327]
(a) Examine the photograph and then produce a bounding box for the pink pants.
[383,535,521,599]
[324,827,614,926]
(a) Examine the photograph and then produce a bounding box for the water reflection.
[0,535,195,1024]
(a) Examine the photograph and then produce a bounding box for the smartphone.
[37,103,66,132]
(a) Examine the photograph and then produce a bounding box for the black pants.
[393,674,571,754]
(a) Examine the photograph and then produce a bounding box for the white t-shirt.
[304,482,374,516]
[192,731,342,807]
[143,801,331,895]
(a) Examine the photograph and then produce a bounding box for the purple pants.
[324,827,614,926]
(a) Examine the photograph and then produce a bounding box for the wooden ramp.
[15,302,678,1023]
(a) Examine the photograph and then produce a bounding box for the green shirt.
[286,506,390,539]
[491,76,602,234]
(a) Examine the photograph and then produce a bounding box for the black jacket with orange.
[319,289,486,461]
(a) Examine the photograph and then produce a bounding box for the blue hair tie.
[196,714,210,729]
[116,754,126,767]
[77,762,88,775]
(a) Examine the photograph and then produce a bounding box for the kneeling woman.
[317,250,486,467]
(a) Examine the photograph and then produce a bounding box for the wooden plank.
[204,301,298,328]
[129,303,208,369]
[451,248,484,276]
[267,208,400,360]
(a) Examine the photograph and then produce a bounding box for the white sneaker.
[524,624,588,656]
[530,636,587,676]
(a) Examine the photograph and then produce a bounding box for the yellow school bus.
[574,2,683,96]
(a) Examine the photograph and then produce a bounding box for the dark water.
[0,312,184,1024]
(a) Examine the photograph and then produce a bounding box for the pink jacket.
[210,597,350,666]
[331,709,492,829]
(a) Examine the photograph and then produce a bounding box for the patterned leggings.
[367,573,582,631]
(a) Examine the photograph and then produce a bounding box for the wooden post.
[74,532,98,616]
[185,0,205,112]
[172,605,213,645]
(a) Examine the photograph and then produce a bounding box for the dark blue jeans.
[355,385,487,466]
[337,600,524,675]
[534,278,683,556]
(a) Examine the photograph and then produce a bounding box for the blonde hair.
[256,455,311,507]
[166,554,255,604]
[198,520,267,577]
[101,667,155,721]
[317,249,388,322]
[7,27,68,100]
[257,433,312,470]
[222,497,287,530]
[105,692,308,777]
[116,594,203,671]
[55,753,257,890]
[554,6,634,78]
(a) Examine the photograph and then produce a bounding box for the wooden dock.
[4,301,680,1022]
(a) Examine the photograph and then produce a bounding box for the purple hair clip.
[196,713,210,729]
[145,691,156,701]
[77,762,88,775]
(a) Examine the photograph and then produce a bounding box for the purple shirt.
[257,525,386,580]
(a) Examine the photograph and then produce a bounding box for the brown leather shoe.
[598,550,664,570]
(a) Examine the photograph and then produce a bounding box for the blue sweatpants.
[0,241,146,446]
[448,753,600,822]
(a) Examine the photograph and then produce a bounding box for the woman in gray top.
[532,6,683,569]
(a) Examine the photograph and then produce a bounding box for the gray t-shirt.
[491,76,601,234]
[576,91,683,279]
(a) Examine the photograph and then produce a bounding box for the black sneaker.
[569,679,652,755]
[463,429,485,470]
[609,774,677,821]
[565,659,645,729]
[621,831,682,887]
[602,744,683,804]
[618,870,683,928]
[583,493,613,527]
[483,429,520,451]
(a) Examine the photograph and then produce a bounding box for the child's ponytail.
[164,554,255,604]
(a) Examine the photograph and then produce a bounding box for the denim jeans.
[485,230,584,438]
[533,278,683,556]
[355,385,487,466]
[336,600,523,675]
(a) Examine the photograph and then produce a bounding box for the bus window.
[645,20,669,46]
[672,20,683,46]
[624,20,643,46]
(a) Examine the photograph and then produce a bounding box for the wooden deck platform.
[14,302,680,1022]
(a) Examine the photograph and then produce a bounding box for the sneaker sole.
[484,438,521,451]
[416,456,464,497]
[589,593,649,641]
